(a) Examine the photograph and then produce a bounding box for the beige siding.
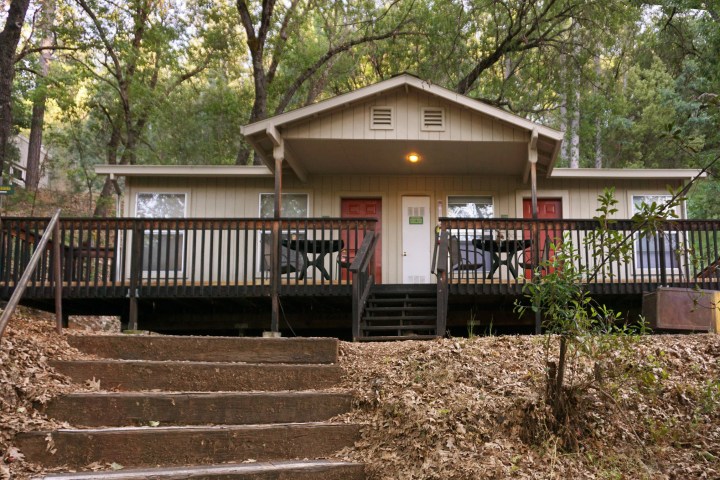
[282,88,529,143]
[127,175,684,284]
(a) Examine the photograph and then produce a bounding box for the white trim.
[550,168,705,180]
[241,74,563,141]
[96,165,274,178]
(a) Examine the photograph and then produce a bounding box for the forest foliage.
[1,0,719,216]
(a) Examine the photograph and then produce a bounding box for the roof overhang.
[550,168,706,180]
[94,165,273,178]
[241,74,563,179]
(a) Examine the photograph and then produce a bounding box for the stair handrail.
[0,209,63,340]
[350,231,379,340]
[435,227,449,337]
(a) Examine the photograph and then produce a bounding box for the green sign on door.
[409,216,423,225]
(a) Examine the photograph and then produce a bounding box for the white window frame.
[631,194,682,274]
[258,192,310,276]
[135,191,188,277]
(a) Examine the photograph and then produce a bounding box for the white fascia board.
[94,165,274,178]
[550,168,706,179]
[240,74,563,141]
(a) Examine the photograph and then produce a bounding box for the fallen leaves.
[335,334,720,480]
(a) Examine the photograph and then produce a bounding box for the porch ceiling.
[281,139,538,176]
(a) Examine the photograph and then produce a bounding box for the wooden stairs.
[357,284,440,340]
[16,335,364,479]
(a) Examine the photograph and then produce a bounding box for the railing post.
[658,230,667,286]
[270,219,280,334]
[436,226,449,338]
[128,223,143,331]
[53,219,62,333]
[532,219,541,334]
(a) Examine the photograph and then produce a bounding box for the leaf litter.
[334,335,720,479]
[1,305,718,479]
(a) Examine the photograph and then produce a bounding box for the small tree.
[516,186,689,450]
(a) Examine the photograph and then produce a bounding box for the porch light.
[406,153,420,163]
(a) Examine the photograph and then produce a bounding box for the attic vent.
[422,107,445,131]
[370,106,394,130]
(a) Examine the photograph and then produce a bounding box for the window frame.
[258,192,311,276]
[134,191,189,277]
[631,193,682,274]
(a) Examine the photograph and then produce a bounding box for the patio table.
[282,239,344,280]
[472,238,532,279]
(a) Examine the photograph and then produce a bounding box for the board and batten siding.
[282,87,530,143]
[126,175,684,284]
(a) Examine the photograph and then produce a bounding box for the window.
[447,196,494,219]
[632,195,679,270]
[136,193,186,274]
[259,193,309,218]
[446,196,494,272]
[259,193,309,275]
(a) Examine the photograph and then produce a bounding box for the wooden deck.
[1,216,719,333]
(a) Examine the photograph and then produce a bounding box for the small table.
[472,239,532,279]
[282,239,344,280]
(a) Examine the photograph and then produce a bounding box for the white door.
[402,196,432,284]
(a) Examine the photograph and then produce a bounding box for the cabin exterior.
[1,75,718,338]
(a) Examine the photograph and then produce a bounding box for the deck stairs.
[357,284,440,340]
[15,335,364,479]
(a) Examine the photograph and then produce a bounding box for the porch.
[1,216,718,338]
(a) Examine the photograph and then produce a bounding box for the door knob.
[403,251,407,256]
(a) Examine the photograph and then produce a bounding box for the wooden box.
[643,287,720,332]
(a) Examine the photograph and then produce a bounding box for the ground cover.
[0,307,718,479]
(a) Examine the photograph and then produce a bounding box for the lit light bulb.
[407,153,420,163]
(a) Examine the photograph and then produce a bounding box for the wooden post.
[529,129,541,334]
[128,224,143,331]
[53,219,62,333]
[270,150,283,334]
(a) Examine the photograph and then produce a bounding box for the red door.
[523,198,562,276]
[341,198,382,283]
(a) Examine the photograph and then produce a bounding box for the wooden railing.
[0,217,378,300]
[440,218,720,295]
[0,209,62,339]
[435,229,449,335]
[351,231,379,340]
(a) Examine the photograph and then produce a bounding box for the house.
[8,135,53,188]
[2,75,718,339]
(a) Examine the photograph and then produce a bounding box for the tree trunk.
[569,89,580,169]
[0,0,31,184]
[26,0,56,191]
[92,123,121,217]
[593,54,602,169]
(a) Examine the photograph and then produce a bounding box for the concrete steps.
[18,335,363,479]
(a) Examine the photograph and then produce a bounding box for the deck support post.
[529,129,541,335]
[270,140,284,334]
[128,223,143,331]
[53,219,62,333]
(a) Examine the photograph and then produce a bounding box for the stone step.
[67,336,338,364]
[16,423,361,469]
[34,460,365,480]
[43,391,353,427]
[50,360,342,392]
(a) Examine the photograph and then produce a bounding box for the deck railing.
[439,218,720,295]
[0,217,378,299]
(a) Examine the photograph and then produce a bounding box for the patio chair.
[517,237,551,275]
[449,236,489,275]
[262,234,305,275]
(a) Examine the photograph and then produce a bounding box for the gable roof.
[240,74,564,179]
[241,73,563,141]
